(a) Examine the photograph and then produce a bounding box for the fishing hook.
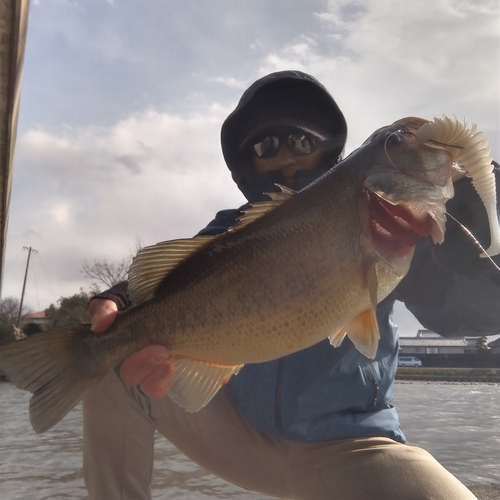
[383,131,405,174]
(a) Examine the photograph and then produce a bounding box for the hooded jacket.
[199,71,405,442]
[97,71,500,443]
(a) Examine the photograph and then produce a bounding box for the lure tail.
[0,325,102,433]
[415,115,500,257]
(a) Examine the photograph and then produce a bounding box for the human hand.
[88,298,174,398]
[119,346,174,399]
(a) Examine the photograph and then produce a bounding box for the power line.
[35,252,59,306]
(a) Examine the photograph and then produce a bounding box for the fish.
[0,116,497,434]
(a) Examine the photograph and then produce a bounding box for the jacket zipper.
[366,359,379,407]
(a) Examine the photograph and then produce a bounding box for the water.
[395,382,500,486]
[0,381,498,499]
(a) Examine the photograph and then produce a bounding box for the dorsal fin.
[228,184,296,233]
[128,185,295,304]
[128,236,216,305]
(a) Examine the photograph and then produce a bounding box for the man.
[84,70,499,499]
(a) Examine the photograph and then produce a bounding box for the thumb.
[89,299,119,333]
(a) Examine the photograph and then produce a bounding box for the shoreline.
[468,484,500,500]
[394,373,500,499]
[396,367,500,383]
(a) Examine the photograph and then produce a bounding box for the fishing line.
[30,258,41,310]
[383,132,404,174]
[445,212,500,273]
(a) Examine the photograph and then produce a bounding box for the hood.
[221,71,348,201]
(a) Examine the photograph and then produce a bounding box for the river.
[0,381,498,499]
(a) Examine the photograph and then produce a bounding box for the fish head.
[363,117,457,186]
[355,118,457,266]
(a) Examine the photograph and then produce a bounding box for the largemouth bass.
[1,116,497,433]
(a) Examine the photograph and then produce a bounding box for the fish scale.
[139,174,368,363]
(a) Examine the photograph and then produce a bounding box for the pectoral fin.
[328,309,380,359]
[328,262,380,358]
[168,358,243,412]
[346,261,380,358]
[344,309,380,359]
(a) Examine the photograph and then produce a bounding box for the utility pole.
[16,246,37,327]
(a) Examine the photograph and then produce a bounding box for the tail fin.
[0,325,102,433]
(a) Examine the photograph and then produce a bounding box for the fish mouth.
[368,191,436,259]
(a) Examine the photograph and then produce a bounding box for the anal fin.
[168,358,243,412]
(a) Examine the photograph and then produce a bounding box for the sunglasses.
[252,132,319,159]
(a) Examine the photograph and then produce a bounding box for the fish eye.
[386,131,404,145]
[397,127,412,134]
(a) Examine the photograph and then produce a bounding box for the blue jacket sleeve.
[394,163,500,337]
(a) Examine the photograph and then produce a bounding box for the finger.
[139,362,174,399]
[119,345,170,387]
[91,311,118,333]
[89,299,119,333]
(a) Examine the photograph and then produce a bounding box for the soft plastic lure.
[415,115,500,257]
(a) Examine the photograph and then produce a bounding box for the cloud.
[5,105,245,306]
[258,0,499,155]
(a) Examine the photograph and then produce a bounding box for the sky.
[3,0,499,337]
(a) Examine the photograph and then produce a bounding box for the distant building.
[414,330,440,338]
[399,329,467,355]
[464,337,485,353]
[19,311,52,332]
[489,337,500,354]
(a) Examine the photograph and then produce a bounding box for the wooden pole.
[16,245,36,326]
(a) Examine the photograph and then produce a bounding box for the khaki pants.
[82,371,477,500]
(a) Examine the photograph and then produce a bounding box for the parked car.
[398,356,422,367]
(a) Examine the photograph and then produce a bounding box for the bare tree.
[81,258,130,289]
[0,296,31,323]
[82,238,143,290]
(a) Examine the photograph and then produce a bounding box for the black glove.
[394,237,456,307]
[91,280,131,310]
[431,164,500,278]
[395,162,500,307]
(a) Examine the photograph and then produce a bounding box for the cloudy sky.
[4,0,499,336]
